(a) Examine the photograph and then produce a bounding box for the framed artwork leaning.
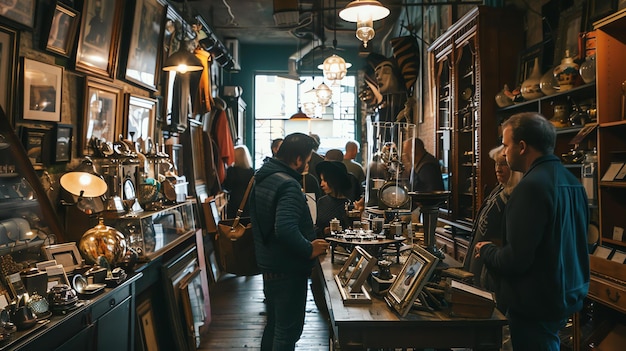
[384,245,439,317]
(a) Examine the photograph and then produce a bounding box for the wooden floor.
[197,273,330,350]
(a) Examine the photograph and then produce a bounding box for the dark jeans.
[261,272,309,351]
[508,309,567,351]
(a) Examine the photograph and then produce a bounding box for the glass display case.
[103,201,195,260]
[0,107,63,255]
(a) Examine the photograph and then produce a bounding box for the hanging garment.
[191,48,214,116]
[211,108,235,184]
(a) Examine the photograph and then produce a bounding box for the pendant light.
[162,1,203,73]
[320,0,351,82]
[316,82,332,106]
[339,0,389,48]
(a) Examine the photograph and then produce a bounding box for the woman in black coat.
[223,145,254,218]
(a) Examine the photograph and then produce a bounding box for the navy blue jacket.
[250,158,315,274]
[480,154,589,321]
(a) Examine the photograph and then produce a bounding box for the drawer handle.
[109,298,116,307]
[605,289,621,303]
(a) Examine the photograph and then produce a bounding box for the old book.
[444,279,495,318]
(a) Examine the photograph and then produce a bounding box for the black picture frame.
[0,24,18,124]
[179,267,208,349]
[53,123,73,163]
[589,0,618,23]
[44,1,81,58]
[554,4,584,64]
[20,125,49,170]
[22,58,63,122]
[517,43,544,87]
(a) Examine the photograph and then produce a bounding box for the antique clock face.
[379,181,409,209]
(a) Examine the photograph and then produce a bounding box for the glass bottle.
[579,54,596,84]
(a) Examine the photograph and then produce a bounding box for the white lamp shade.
[316,83,332,106]
[60,172,108,198]
[339,0,390,23]
[319,54,352,81]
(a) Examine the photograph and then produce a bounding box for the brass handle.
[606,288,621,303]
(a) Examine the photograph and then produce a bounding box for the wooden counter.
[316,253,507,350]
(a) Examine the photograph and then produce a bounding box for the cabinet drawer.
[91,284,131,320]
[588,276,626,314]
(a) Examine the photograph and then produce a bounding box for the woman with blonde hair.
[465,145,522,312]
[223,145,254,218]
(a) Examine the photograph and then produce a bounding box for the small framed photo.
[123,94,156,144]
[611,250,626,264]
[43,242,84,273]
[136,299,160,351]
[53,123,73,163]
[22,58,63,122]
[44,1,81,58]
[385,245,439,317]
[0,0,36,28]
[592,245,615,260]
[20,125,49,170]
[6,272,27,300]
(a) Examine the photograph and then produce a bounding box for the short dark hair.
[276,133,318,165]
[502,112,555,155]
[270,138,283,156]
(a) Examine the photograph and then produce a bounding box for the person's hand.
[354,197,365,213]
[310,239,330,259]
[474,241,492,258]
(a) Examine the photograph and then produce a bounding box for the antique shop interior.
[0,0,626,349]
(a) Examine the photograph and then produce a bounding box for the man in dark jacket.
[250,132,330,351]
[475,112,589,350]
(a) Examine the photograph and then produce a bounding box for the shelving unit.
[428,6,523,227]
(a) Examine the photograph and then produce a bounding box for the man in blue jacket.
[475,112,589,350]
[250,132,330,351]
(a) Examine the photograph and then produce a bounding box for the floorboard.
[197,274,330,350]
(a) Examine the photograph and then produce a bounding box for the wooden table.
[315,254,508,350]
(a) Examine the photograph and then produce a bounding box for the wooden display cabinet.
[428,6,523,227]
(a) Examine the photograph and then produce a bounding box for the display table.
[315,253,508,350]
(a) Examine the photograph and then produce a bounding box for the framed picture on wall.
[123,94,156,145]
[20,126,48,170]
[554,4,583,63]
[44,1,81,58]
[22,58,63,122]
[123,0,167,90]
[75,0,123,79]
[0,0,36,28]
[82,78,122,155]
[0,24,18,122]
[53,123,73,163]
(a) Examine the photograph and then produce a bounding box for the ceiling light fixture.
[316,82,332,107]
[162,1,204,74]
[320,0,351,82]
[339,0,389,48]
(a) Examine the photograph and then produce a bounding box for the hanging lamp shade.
[289,107,310,119]
[339,0,389,22]
[302,87,318,117]
[339,0,389,48]
[162,42,204,74]
[316,83,332,106]
[319,54,352,81]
